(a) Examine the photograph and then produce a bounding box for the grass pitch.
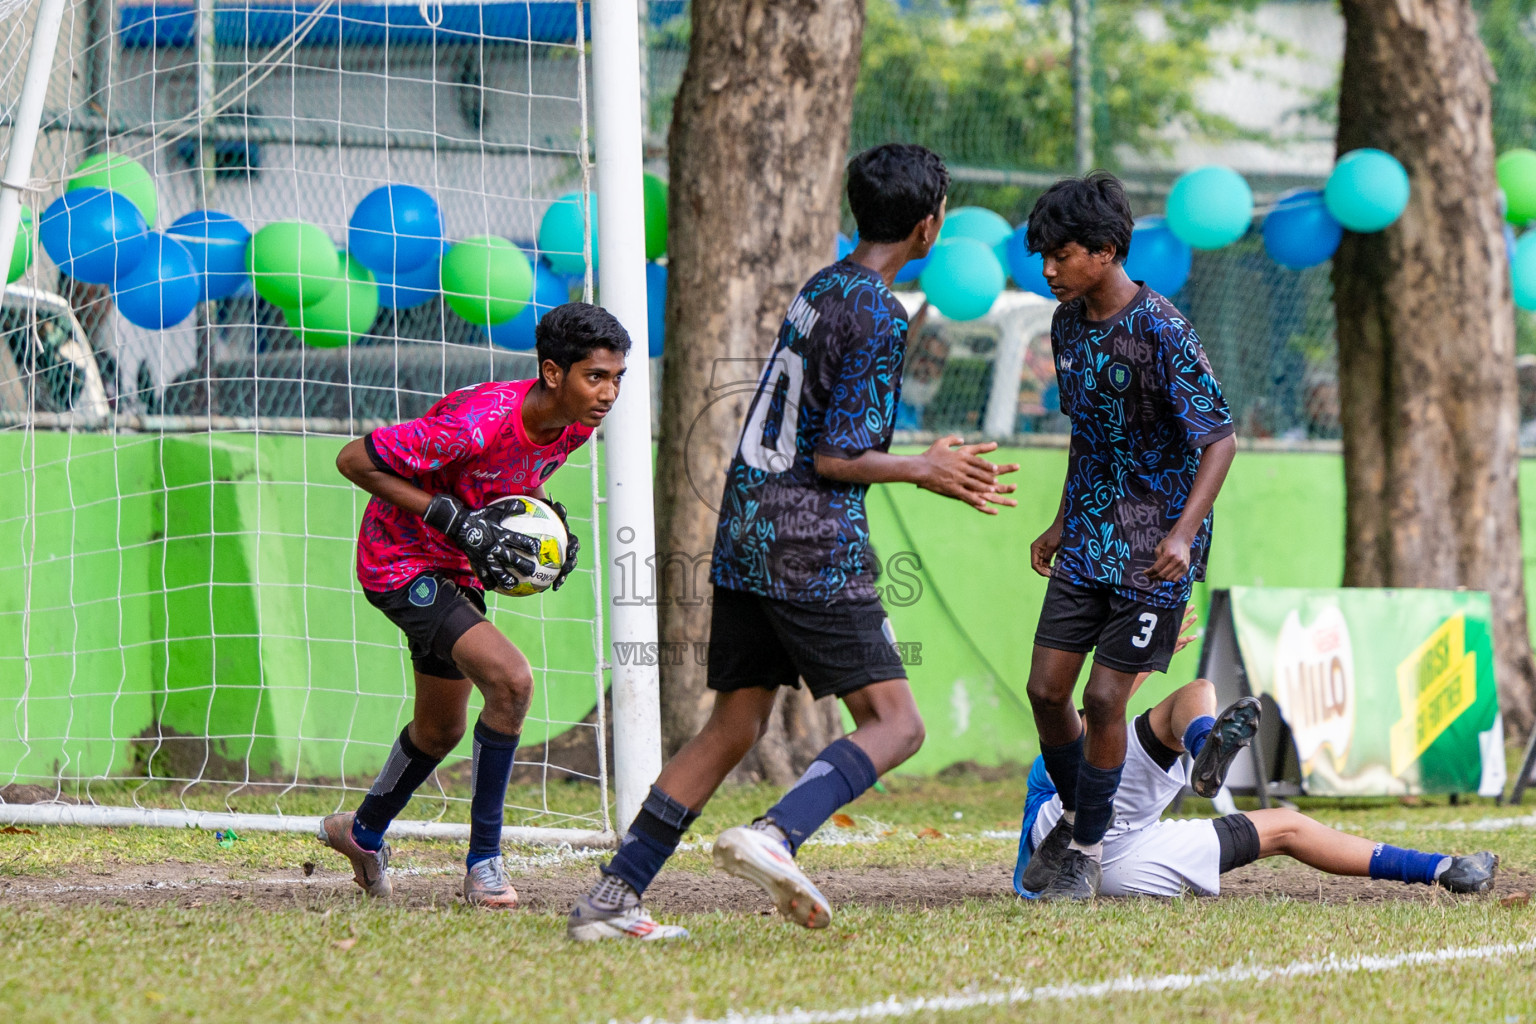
[3,773,1535,1023]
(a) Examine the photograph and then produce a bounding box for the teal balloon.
[1003,225,1052,298]
[1124,216,1192,296]
[940,206,1013,249]
[1166,166,1253,250]
[920,238,1004,321]
[537,191,597,277]
[1513,231,1536,311]
[1325,149,1409,233]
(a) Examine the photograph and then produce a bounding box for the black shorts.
[707,585,908,701]
[1033,574,1185,675]
[365,571,487,679]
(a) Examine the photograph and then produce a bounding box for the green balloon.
[441,236,532,326]
[1499,149,1536,226]
[247,221,340,309]
[66,152,159,228]
[8,206,32,284]
[281,252,379,347]
[643,173,668,260]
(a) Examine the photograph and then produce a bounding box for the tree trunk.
[656,0,866,771]
[1334,0,1536,737]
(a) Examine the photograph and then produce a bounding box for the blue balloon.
[646,262,666,358]
[836,232,855,260]
[1166,166,1253,250]
[376,239,449,309]
[484,258,570,350]
[348,184,444,276]
[894,253,929,285]
[166,210,250,301]
[1513,231,1536,311]
[1124,216,1192,297]
[39,187,148,285]
[1004,225,1052,298]
[1325,148,1409,233]
[920,238,1004,321]
[1506,224,1518,264]
[114,232,200,329]
[1261,189,1343,270]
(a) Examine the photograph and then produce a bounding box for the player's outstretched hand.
[1171,607,1200,656]
[548,499,580,592]
[1148,530,1193,583]
[915,434,1020,515]
[1030,519,1062,577]
[424,494,540,585]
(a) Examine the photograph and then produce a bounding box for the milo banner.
[1204,587,1505,798]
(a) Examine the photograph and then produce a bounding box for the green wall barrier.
[1,435,1528,780]
[0,431,602,783]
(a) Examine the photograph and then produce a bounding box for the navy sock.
[601,785,699,899]
[1182,716,1216,759]
[1369,843,1448,886]
[1039,734,1084,812]
[1071,759,1124,846]
[467,720,519,869]
[765,738,879,854]
[353,725,443,851]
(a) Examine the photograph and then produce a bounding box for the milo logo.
[1273,606,1355,774]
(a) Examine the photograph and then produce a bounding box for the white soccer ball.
[485,495,569,597]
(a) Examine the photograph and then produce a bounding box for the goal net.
[0,0,638,846]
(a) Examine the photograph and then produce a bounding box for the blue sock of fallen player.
[765,738,878,854]
[1369,843,1449,885]
[1182,715,1215,758]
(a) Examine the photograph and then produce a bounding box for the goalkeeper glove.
[547,498,580,592]
[423,494,539,590]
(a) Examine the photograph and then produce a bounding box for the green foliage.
[852,0,1262,171]
[1476,0,1536,152]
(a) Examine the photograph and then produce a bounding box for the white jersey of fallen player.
[1032,727,1225,897]
[488,496,569,597]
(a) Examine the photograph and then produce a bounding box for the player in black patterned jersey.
[1020,172,1237,902]
[567,144,1019,942]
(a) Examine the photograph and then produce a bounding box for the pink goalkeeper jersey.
[356,379,593,593]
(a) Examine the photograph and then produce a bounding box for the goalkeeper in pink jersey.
[320,302,629,909]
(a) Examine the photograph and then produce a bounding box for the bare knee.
[1080,678,1128,725]
[477,657,535,718]
[1183,677,1216,706]
[1252,808,1306,858]
[1026,675,1073,713]
[892,708,925,763]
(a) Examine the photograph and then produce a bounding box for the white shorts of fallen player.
[1031,726,1223,897]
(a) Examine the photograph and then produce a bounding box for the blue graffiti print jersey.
[711,260,907,603]
[1051,284,1234,608]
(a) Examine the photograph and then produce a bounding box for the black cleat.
[1190,696,1262,798]
[1018,816,1074,894]
[1037,847,1102,902]
[1437,851,1499,894]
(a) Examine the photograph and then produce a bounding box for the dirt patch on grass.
[2,853,1529,915]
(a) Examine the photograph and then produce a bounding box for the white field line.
[617,938,1536,1024]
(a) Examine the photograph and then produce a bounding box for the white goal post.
[0,0,660,847]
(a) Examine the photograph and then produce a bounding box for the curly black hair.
[535,302,632,370]
[846,144,950,243]
[1025,171,1134,264]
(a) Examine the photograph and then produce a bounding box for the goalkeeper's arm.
[336,438,538,586]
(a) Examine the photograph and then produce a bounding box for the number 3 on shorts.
[1130,611,1158,649]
